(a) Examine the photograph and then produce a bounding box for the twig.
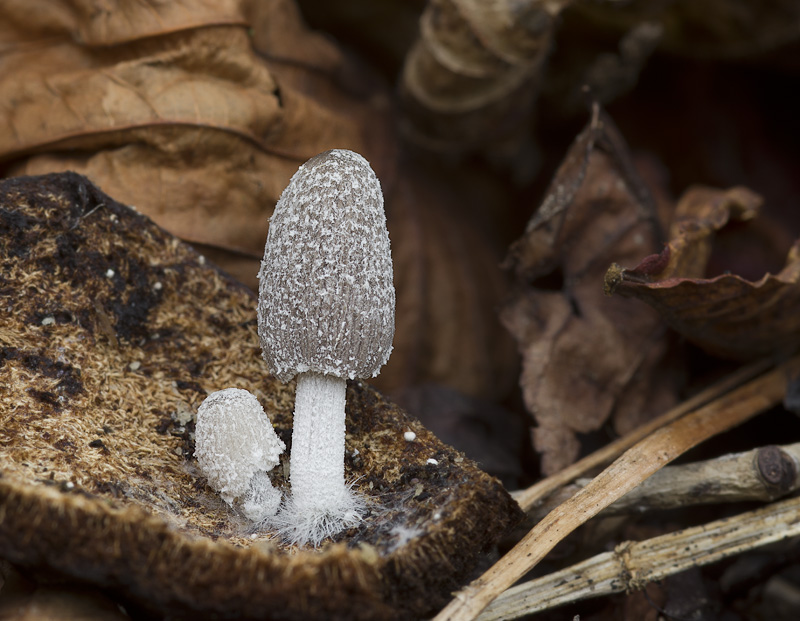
[603,442,799,515]
[531,442,800,520]
[433,354,800,621]
[478,494,800,620]
[512,356,774,513]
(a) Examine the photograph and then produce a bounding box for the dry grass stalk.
[478,494,800,620]
[434,354,800,621]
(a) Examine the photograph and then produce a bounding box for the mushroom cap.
[194,388,285,502]
[257,149,395,382]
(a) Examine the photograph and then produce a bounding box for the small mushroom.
[194,388,285,521]
[258,149,395,546]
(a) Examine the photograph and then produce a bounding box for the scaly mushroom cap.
[194,388,285,504]
[257,149,395,382]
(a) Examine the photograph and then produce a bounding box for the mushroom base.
[270,482,366,547]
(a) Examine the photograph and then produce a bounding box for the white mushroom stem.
[273,371,363,546]
[290,371,353,518]
[289,371,347,512]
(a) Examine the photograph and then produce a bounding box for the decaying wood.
[512,356,774,513]
[478,494,800,620]
[531,442,800,521]
[434,354,800,621]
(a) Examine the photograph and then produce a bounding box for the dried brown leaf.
[0,0,390,278]
[605,186,800,360]
[502,106,678,475]
[0,0,249,46]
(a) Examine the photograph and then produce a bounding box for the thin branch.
[531,442,800,521]
[603,442,800,515]
[478,494,800,620]
[433,354,800,621]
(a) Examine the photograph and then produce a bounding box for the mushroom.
[257,149,395,546]
[194,388,285,521]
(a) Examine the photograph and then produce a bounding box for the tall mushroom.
[257,149,395,546]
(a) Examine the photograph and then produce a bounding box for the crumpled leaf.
[501,106,679,475]
[605,186,800,360]
[0,0,392,285]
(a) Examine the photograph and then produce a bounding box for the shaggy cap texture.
[194,388,285,518]
[257,149,395,382]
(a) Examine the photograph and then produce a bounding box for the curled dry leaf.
[399,0,570,156]
[399,0,800,161]
[501,106,678,475]
[605,186,800,360]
